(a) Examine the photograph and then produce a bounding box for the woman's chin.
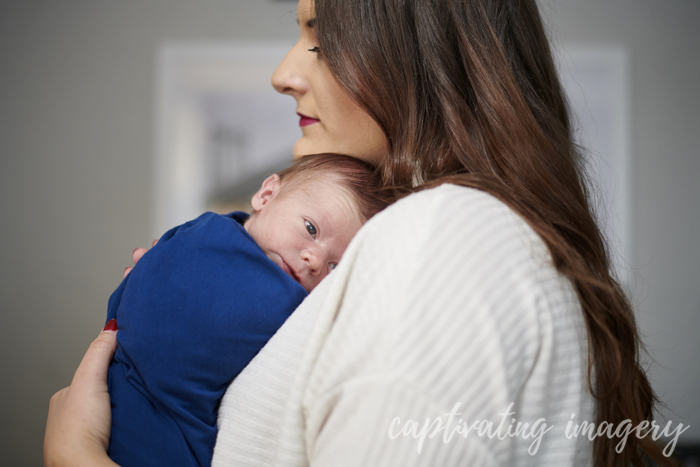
[292,137,385,165]
[292,137,325,159]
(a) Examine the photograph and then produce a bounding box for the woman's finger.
[125,245,153,278]
[132,247,148,265]
[71,322,118,390]
[44,322,119,466]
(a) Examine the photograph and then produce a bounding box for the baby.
[105,154,388,467]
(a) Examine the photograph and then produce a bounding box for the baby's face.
[244,175,363,293]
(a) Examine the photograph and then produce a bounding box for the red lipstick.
[297,112,320,127]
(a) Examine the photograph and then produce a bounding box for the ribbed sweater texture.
[213,185,594,466]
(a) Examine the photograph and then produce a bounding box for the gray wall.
[544,0,700,441]
[0,0,697,465]
[0,1,298,465]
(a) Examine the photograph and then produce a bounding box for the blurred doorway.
[154,43,298,238]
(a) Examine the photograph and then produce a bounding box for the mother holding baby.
[44,0,667,466]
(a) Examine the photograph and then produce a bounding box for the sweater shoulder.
[360,183,550,277]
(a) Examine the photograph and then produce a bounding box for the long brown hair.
[314,0,668,465]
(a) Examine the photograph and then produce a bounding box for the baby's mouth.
[281,259,302,285]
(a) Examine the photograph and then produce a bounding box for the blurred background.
[1,0,698,465]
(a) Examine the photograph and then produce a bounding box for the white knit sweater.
[212,184,594,466]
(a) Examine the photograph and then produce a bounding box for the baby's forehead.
[282,174,363,221]
[282,172,347,198]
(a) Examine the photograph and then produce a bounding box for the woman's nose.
[271,42,308,97]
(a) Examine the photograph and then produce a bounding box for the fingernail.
[103,319,118,332]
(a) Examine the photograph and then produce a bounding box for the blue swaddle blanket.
[106,211,307,467]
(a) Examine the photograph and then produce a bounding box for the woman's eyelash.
[307,46,320,53]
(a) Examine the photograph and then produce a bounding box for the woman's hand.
[44,321,120,467]
[123,239,157,278]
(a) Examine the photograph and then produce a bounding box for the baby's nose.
[302,247,326,276]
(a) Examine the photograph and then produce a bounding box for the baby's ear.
[250,174,281,212]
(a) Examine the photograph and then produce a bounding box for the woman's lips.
[297,112,320,127]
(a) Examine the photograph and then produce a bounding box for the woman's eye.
[329,262,337,271]
[307,46,320,54]
[305,221,317,237]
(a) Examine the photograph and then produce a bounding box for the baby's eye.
[329,262,337,270]
[305,220,317,237]
[307,46,321,54]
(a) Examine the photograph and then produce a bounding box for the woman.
[45,0,667,465]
